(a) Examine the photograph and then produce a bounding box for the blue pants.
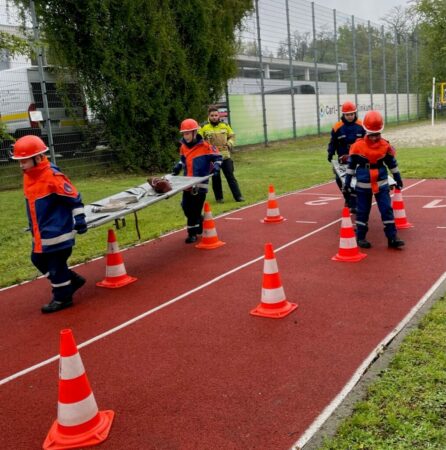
[181,190,206,237]
[355,187,397,240]
[31,248,73,301]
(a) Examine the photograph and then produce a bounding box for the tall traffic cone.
[195,202,225,250]
[261,185,285,223]
[332,207,367,262]
[392,188,413,229]
[96,229,137,288]
[250,243,297,318]
[43,329,114,450]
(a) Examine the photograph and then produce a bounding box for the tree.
[412,0,446,92]
[12,0,253,170]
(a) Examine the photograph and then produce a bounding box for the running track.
[1,179,445,450]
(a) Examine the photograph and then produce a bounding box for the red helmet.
[11,135,48,160]
[180,118,199,133]
[363,110,384,134]
[341,101,357,114]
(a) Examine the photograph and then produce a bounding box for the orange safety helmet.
[179,118,199,133]
[11,135,48,160]
[341,101,357,114]
[363,110,384,134]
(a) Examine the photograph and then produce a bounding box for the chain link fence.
[229,0,422,146]
[0,0,423,188]
[0,1,114,190]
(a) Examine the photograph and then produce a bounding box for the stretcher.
[85,174,211,237]
[331,160,396,189]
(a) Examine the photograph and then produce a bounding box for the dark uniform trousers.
[355,187,397,241]
[31,247,73,301]
[181,190,206,237]
[212,158,242,201]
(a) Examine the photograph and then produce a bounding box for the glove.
[74,216,87,234]
[148,176,173,193]
[172,162,182,176]
[327,153,333,162]
[339,154,349,164]
[393,173,403,190]
[211,163,221,176]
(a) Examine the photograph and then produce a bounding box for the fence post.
[333,9,341,120]
[311,2,320,135]
[254,0,268,146]
[394,30,400,124]
[381,26,387,124]
[285,0,297,139]
[368,21,374,109]
[415,29,420,119]
[225,84,231,126]
[405,35,410,121]
[352,16,358,108]
[30,0,56,163]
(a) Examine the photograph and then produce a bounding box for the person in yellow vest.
[200,105,244,203]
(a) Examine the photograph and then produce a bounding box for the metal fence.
[0,1,114,190]
[0,0,423,188]
[229,0,422,146]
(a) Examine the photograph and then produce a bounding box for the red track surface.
[1,179,445,450]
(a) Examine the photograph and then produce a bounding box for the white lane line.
[291,270,446,450]
[224,217,243,220]
[0,217,342,386]
[296,221,318,224]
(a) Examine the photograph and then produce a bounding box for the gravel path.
[384,120,446,148]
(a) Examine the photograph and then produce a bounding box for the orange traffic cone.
[332,207,367,262]
[261,185,285,223]
[250,243,297,318]
[96,229,137,288]
[43,329,114,450]
[392,188,413,229]
[195,202,225,250]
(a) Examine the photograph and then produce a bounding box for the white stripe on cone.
[341,217,352,227]
[266,208,280,217]
[263,259,279,274]
[106,263,126,278]
[60,354,85,380]
[340,237,358,249]
[394,210,406,218]
[203,228,217,238]
[108,241,120,253]
[261,286,286,304]
[57,392,98,427]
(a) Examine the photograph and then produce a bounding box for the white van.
[0,65,87,160]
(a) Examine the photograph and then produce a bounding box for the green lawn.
[1,129,445,449]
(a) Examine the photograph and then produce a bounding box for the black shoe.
[185,235,197,244]
[71,272,86,294]
[41,298,73,314]
[357,239,372,249]
[216,199,224,204]
[235,197,245,202]
[388,237,405,248]
[349,207,357,214]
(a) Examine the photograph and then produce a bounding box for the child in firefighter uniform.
[327,101,365,213]
[200,105,244,203]
[12,135,88,313]
[172,118,222,243]
[344,110,404,249]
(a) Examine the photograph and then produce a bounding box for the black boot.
[41,297,73,314]
[71,271,86,294]
[388,237,405,248]
[357,239,372,249]
[185,235,197,244]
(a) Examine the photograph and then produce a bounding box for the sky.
[315,0,412,24]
